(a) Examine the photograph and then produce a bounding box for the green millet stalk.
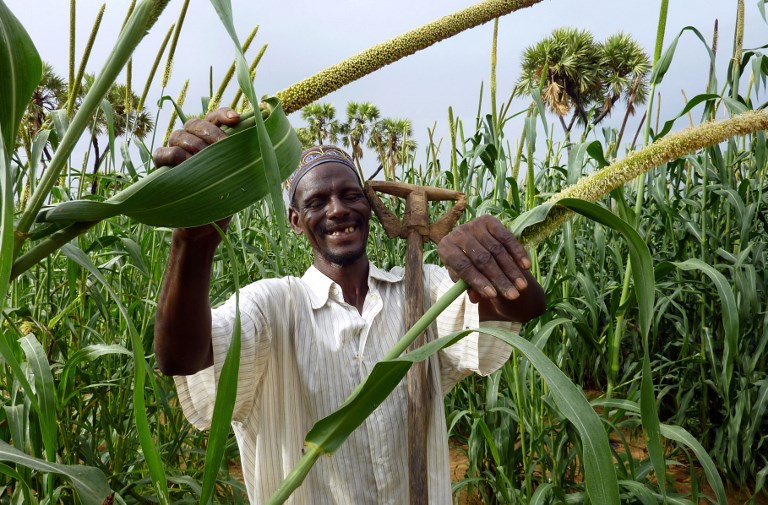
[121,2,137,115]
[67,3,105,117]
[138,23,175,111]
[731,0,744,100]
[276,0,543,114]
[209,25,260,112]
[162,0,190,88]
[163,79,189,146]
[68,0,75,90]
[520,110,768,248]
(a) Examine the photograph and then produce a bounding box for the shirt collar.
[301,262,404,309]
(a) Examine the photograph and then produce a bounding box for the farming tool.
[364,180,466,505]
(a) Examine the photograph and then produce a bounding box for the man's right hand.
[153,107,241,167]
[153,107,241,239]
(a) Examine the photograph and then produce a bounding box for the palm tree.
[295,127,316,149]
[18,62,68,163]
[370,118,416,180]
[20,62,68,139]
[300,102,341,145]
[341,101,380,174]
[79,74,154,192]
[594,33,650,143]
[515,28,650,138]
[515,27,602,134]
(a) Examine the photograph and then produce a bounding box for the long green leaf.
[58,344,132,405]
[19,335,57,467]
[556,199,653,337]
[268,327,619,505]
[0,129,12,314]
[555,198,666,496]
[594,398,727,504]
[0,1,41,310]
[0,1,42,160]
[660,424,727,504]
[746,379,768,452]
[0,440,111,505]
[38,98,301,228]
[199,226,242,505]
[655,93,720,138]
[649,26,713,87]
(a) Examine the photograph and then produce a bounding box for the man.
[153,108,546,504]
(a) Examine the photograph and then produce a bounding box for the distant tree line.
[297,101,416,181]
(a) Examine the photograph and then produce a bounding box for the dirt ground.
[447,438,768,505]
[225,441,767,504]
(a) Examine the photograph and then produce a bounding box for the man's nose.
[327,196,350,217]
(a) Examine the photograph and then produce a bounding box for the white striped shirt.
[174,262,519,504]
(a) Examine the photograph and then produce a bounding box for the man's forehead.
[295,163,363,192]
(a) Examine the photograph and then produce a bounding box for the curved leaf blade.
[660,424,727,504]
[19,335,57,465]
[40,98,301,228]
[0,1,42,312]
[0,440,111,505]
[199,227,243,505]
[0,1,42,159]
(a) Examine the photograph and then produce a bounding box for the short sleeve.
[173,280,280,429]
[424,265,520,393]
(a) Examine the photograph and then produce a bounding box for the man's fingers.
[487,218,531,270]
[205,107,240,127]
[153,146,191,167]
[438,215,534,301]
[465,238,524,300]
[152,108,237,168]
[485,240,528,292]
[441,240,514,300]
[169,130,208,154]
[184,118,227,144]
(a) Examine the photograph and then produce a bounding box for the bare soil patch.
[225,439,767,504]
[447,436,768,505]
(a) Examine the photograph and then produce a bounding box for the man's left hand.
[438,215,545,322]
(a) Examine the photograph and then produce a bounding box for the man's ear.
[288,207,303,235]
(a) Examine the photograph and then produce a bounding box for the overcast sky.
[6,0,766,172]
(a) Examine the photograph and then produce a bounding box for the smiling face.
[288,162,371,271]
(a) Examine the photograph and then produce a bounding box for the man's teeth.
[330,227,355,236]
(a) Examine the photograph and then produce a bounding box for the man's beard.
[320,241,367,266]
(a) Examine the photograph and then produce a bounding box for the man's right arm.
[154,228,221,375]
[153,108,240,376]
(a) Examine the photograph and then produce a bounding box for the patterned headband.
[287,145,361,203]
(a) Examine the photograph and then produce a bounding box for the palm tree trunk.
[90,134,107,194]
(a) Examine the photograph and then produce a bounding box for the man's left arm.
[437,215,546,324]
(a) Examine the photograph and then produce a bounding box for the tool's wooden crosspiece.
[364,181,467,245]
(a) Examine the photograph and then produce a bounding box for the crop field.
[1,0,767,504]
